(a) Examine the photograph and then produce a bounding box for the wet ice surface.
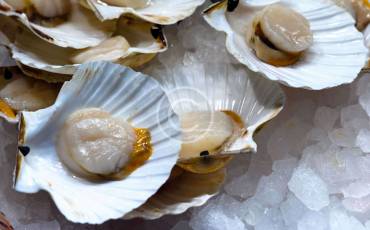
[1,4,370,230]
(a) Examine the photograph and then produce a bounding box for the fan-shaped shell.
[0,14,167,80]
[152,63,285,155]
[84,0,205,24]
[203,0,368,90]
[0,0,115,49]
[15,61,181,224]
[125,166,226,220]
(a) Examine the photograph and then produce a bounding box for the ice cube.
[254,207,285,230]
[254,173,288,206]
[280,193,308,226]
[359,92,370,117]
[343,195,370,213]
[356,129,370,153]
[297,211,328,230]
[272,157,298,179]
[238,198,268,226]
[313,106,339,131]
[341,180,370,199]
[329,208,366,230]
[329,128,356,147]
[288,166,329,211]
[190,203,246,230]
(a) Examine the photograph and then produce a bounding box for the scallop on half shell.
[82,0,205,24]
[15,62,181,224]
[0,0,115,49]
[124,62,284,220]
[0,54,60,123]
[332,0,370,51]
[203,0,368,90]
[0,14,167,81]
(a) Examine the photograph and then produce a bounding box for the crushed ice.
[0,4,370,230]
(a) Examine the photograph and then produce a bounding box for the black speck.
[4,68,12,80]
[200,151,210,157]
[227,0,239,12]
[151,24,163,39]
[18,146,30,157]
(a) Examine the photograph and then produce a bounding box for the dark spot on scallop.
[255,23,279,51]
[151,24,167,48]
[151,24,163,39]
[227,0,239,12]
[4,68,12,80]
[18,146,30,157]
[200,151,210,157]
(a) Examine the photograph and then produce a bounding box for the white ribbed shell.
[153,63,285,154]
[0,0,115,49]
[125,167,226,220]
[204,0,368,90]
[0,14,167,77]
[14,62,181,224]
[85,0,205,24]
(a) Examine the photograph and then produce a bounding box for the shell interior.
[85,0,205,24]
[125,166,226,220]
[203,0,368,90]
[0,14,167,77]
[15,62,181,224]
[152,62,285,156]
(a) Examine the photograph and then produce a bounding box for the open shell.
[15,61,181,224]
[125,166,226,220]
[123,62,283,220]
[153,63,285,156]
[0,15,167,80]
[0,65,61,123]
[203,0,368,90]
[83,0,205,24]
[0,0,116,49]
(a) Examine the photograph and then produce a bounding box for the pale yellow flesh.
[179,111,234,160]
[100,0,152,9]
[5,0,71,18]
[71,36,130,64]
[260,4,313,53]
[57,108,136,177]
[4,0,31,11]
[30,0,71,18]
[0,71,59,111]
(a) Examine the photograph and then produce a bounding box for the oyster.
[15,62,181,224]
[83,0,205,24]
[0,15,167,80]
[204,0,368,89]
[0,66,60,122]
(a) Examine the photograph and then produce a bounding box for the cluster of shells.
[0,0,368,225]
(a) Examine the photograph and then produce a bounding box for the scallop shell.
[1,14,167,78]
[15,61,181,224]
[153,63,285,155]
[84,0,205,24]
[0,66,60,123]
[203,0,368,90]
[125,166,226,220]
[0,0,116,49]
